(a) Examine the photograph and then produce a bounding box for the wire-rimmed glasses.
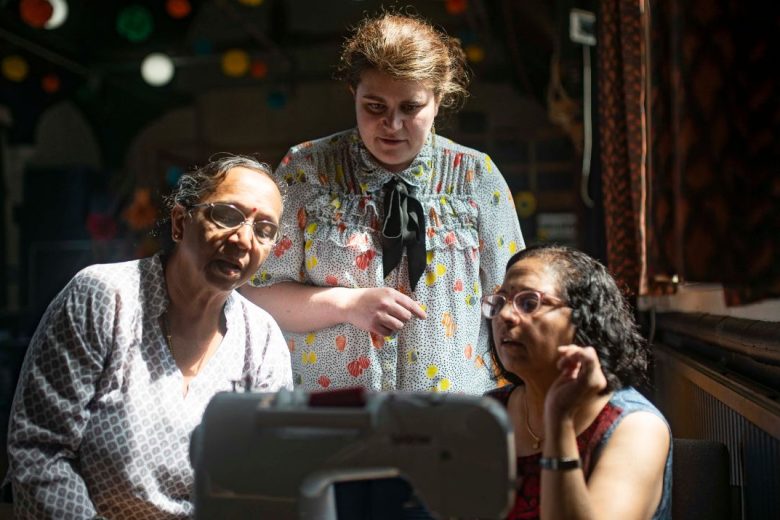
[481,290,567,319]
[189,202,280,245]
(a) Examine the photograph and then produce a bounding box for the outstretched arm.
[241,283,426,337]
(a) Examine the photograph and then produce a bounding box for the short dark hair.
[488,244,650,390]
[166,154,281,211]
[155,154,283,251]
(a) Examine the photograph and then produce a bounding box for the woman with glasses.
[484,244,671,519]
[5,155,293,519]
[242,12,524,394]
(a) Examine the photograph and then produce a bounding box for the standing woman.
[6,156,293,518]
[243,12,524,393]
[484,245,671,519]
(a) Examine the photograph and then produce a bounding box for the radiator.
[654,344,780,519]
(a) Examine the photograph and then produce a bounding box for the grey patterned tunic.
[250,129,524,393]
[5,255,293,519]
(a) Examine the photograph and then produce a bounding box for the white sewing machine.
[190,387,515,519]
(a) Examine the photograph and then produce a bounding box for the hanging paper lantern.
[116,5,154,43]
[41,73,61,93]
[141,53,174,86]
[267,90,286,109]
[513,191,537,219]
[238,0,264,6]
[19,0,53,28]
[165,0,191,19]
[445,0,467,15]
[221,49,250,77]
[465,44,485,63]
[44,0,68,29]
[122,188,158,230]
[2,55,29,82]
[250,59,268,78]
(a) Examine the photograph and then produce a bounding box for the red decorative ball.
[19,0,53,28]
[165,0,191,19]
[445,0,468,16]
[41,73,60,93]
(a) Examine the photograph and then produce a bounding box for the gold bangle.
[539,457,582,470]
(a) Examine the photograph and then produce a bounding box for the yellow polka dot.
[437,379,451,392]
[306,223,318,235]
[426,251,434,264]
[435,264,447,276]
[509,241,518,254]
[306,257,318,270]
[304,239,313,250]
[426,365,438,379]
[330,197,341,209]
[305,333,316,345]
[425,271,437,286]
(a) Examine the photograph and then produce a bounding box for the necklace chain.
[523,390,543,450]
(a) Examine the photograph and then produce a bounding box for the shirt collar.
[350,128,434,194]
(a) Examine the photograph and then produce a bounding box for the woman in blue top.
[243,12,524,393]
[484,244,671,519]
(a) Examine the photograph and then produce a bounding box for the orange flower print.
[347,356,371,377]
[288,339,295,352]
[465,169,475,182]
[356,250,376,270]
[325,275,339,286]
[435,180,443,193]
[441,312,457,337]
[297,207,307,229]
[281,154,291,166]
[370,332,385,349]
[273,236,292,257]
[453,279,464,292]
[427,227,436,239]
[335,335,347,352]
[318,375,331,388]
[429,208,441,228]
[464,344,473,360]
[444,231,457,247]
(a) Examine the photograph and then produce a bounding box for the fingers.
[555,345,607,390]
[399,295,427,320]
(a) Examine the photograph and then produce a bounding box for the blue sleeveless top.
[486,385,672,519]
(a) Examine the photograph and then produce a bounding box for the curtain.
[599,0,780,304]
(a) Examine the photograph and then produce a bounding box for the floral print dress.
[251,128,524,393]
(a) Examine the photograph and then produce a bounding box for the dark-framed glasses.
[190,202,280,245]
[480,290,567,319]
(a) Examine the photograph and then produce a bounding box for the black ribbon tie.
[381,178,427,291]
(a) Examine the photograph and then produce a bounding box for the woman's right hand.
[345,287,427,336]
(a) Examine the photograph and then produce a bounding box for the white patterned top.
[5,255,293,519]
[250,129,524,393]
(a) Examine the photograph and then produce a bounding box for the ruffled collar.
[349,128,435,194]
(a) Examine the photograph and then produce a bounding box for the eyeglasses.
[480,290,567,319]
[189,202,280,245]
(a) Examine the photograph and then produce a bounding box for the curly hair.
[334,11,471,114]
[488,244,650,391]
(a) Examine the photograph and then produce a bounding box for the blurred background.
[1,0,598,332]
[1,1,779,516]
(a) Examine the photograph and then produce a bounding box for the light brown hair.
[335,12,471,113]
